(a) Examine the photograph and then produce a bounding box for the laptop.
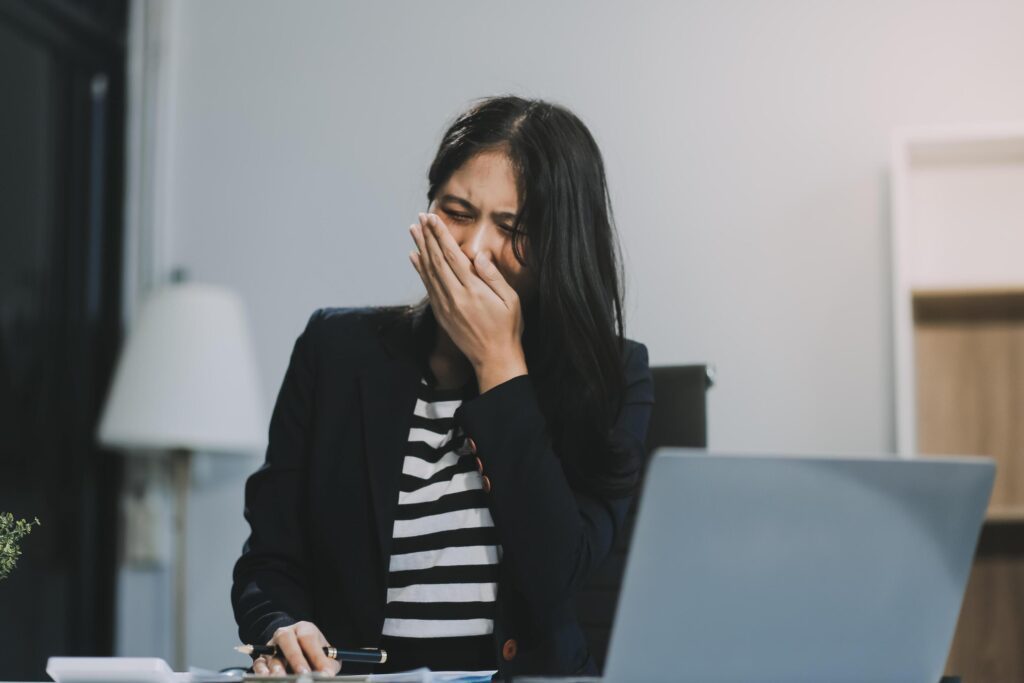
[602,449,994,683]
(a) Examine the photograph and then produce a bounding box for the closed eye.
[446,211,516,233]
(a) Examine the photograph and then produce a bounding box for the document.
[244,670,494,683]
[46,658,494,683]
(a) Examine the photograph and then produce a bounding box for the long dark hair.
[419,95,635,497]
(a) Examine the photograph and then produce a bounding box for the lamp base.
[170,448,191,672]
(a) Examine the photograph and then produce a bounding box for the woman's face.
[428,150,535,300]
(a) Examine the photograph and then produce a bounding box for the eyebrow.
[439,194,518,223]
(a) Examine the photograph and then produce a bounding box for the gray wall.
[116,0,1024,670]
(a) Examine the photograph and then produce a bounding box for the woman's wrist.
[474,348,528,394]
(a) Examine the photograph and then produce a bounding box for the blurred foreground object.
[97,280,265,670]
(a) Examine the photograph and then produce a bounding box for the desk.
[509,678,965,683]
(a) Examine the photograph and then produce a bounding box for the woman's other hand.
[250,621,342,676]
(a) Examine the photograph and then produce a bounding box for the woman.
[232,95,654,678]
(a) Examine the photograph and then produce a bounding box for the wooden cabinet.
[891,126,1024,682]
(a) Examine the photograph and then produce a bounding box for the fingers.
[423,213,476,288]
[256,622,341,677]
[413,214,443,294]
[251,655,286,676]
[294,622,341,675]
[409,232,445,321]
[319,656,342,676]
[409,221,446,302]
[273,626,312,674]
[408,212,513,313]
[418,213,461,295]
[472,252,518,306]
[251,655,269,675]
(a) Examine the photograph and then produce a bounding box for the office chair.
[574,364,715,671]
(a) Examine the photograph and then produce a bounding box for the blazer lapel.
[359,360,420,572]
[359,303,435,571]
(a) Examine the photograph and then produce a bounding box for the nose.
[456,220,503,264]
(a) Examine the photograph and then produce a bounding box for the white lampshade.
[97,281,265,454]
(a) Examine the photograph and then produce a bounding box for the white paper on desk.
[335,669,494,682]
[187,667,244,682]
[46,657,177,683]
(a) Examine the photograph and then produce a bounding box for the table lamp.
[97,279,265,670]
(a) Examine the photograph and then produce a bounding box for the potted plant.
[0,512,40,581]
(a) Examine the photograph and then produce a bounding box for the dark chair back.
[574,364,715,671]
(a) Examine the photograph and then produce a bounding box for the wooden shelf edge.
[986,506,1024,523]
[912,285,1024,299]
[912,287,1024,322]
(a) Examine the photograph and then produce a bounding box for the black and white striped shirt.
[379,377,501,671]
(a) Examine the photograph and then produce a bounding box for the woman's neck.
[430,327,474,390]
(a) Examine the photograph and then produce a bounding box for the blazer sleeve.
[453,340,654,614]
[231,308,323,646]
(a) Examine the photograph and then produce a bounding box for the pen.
[234,644,388,665]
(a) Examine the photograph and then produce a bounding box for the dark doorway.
[0,0,127,679]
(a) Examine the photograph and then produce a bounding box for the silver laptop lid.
[605,449,994,683]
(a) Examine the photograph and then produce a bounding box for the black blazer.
[231,304,654,678]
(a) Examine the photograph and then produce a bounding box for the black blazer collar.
[358,301,436,573]
[378,301,435,368]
